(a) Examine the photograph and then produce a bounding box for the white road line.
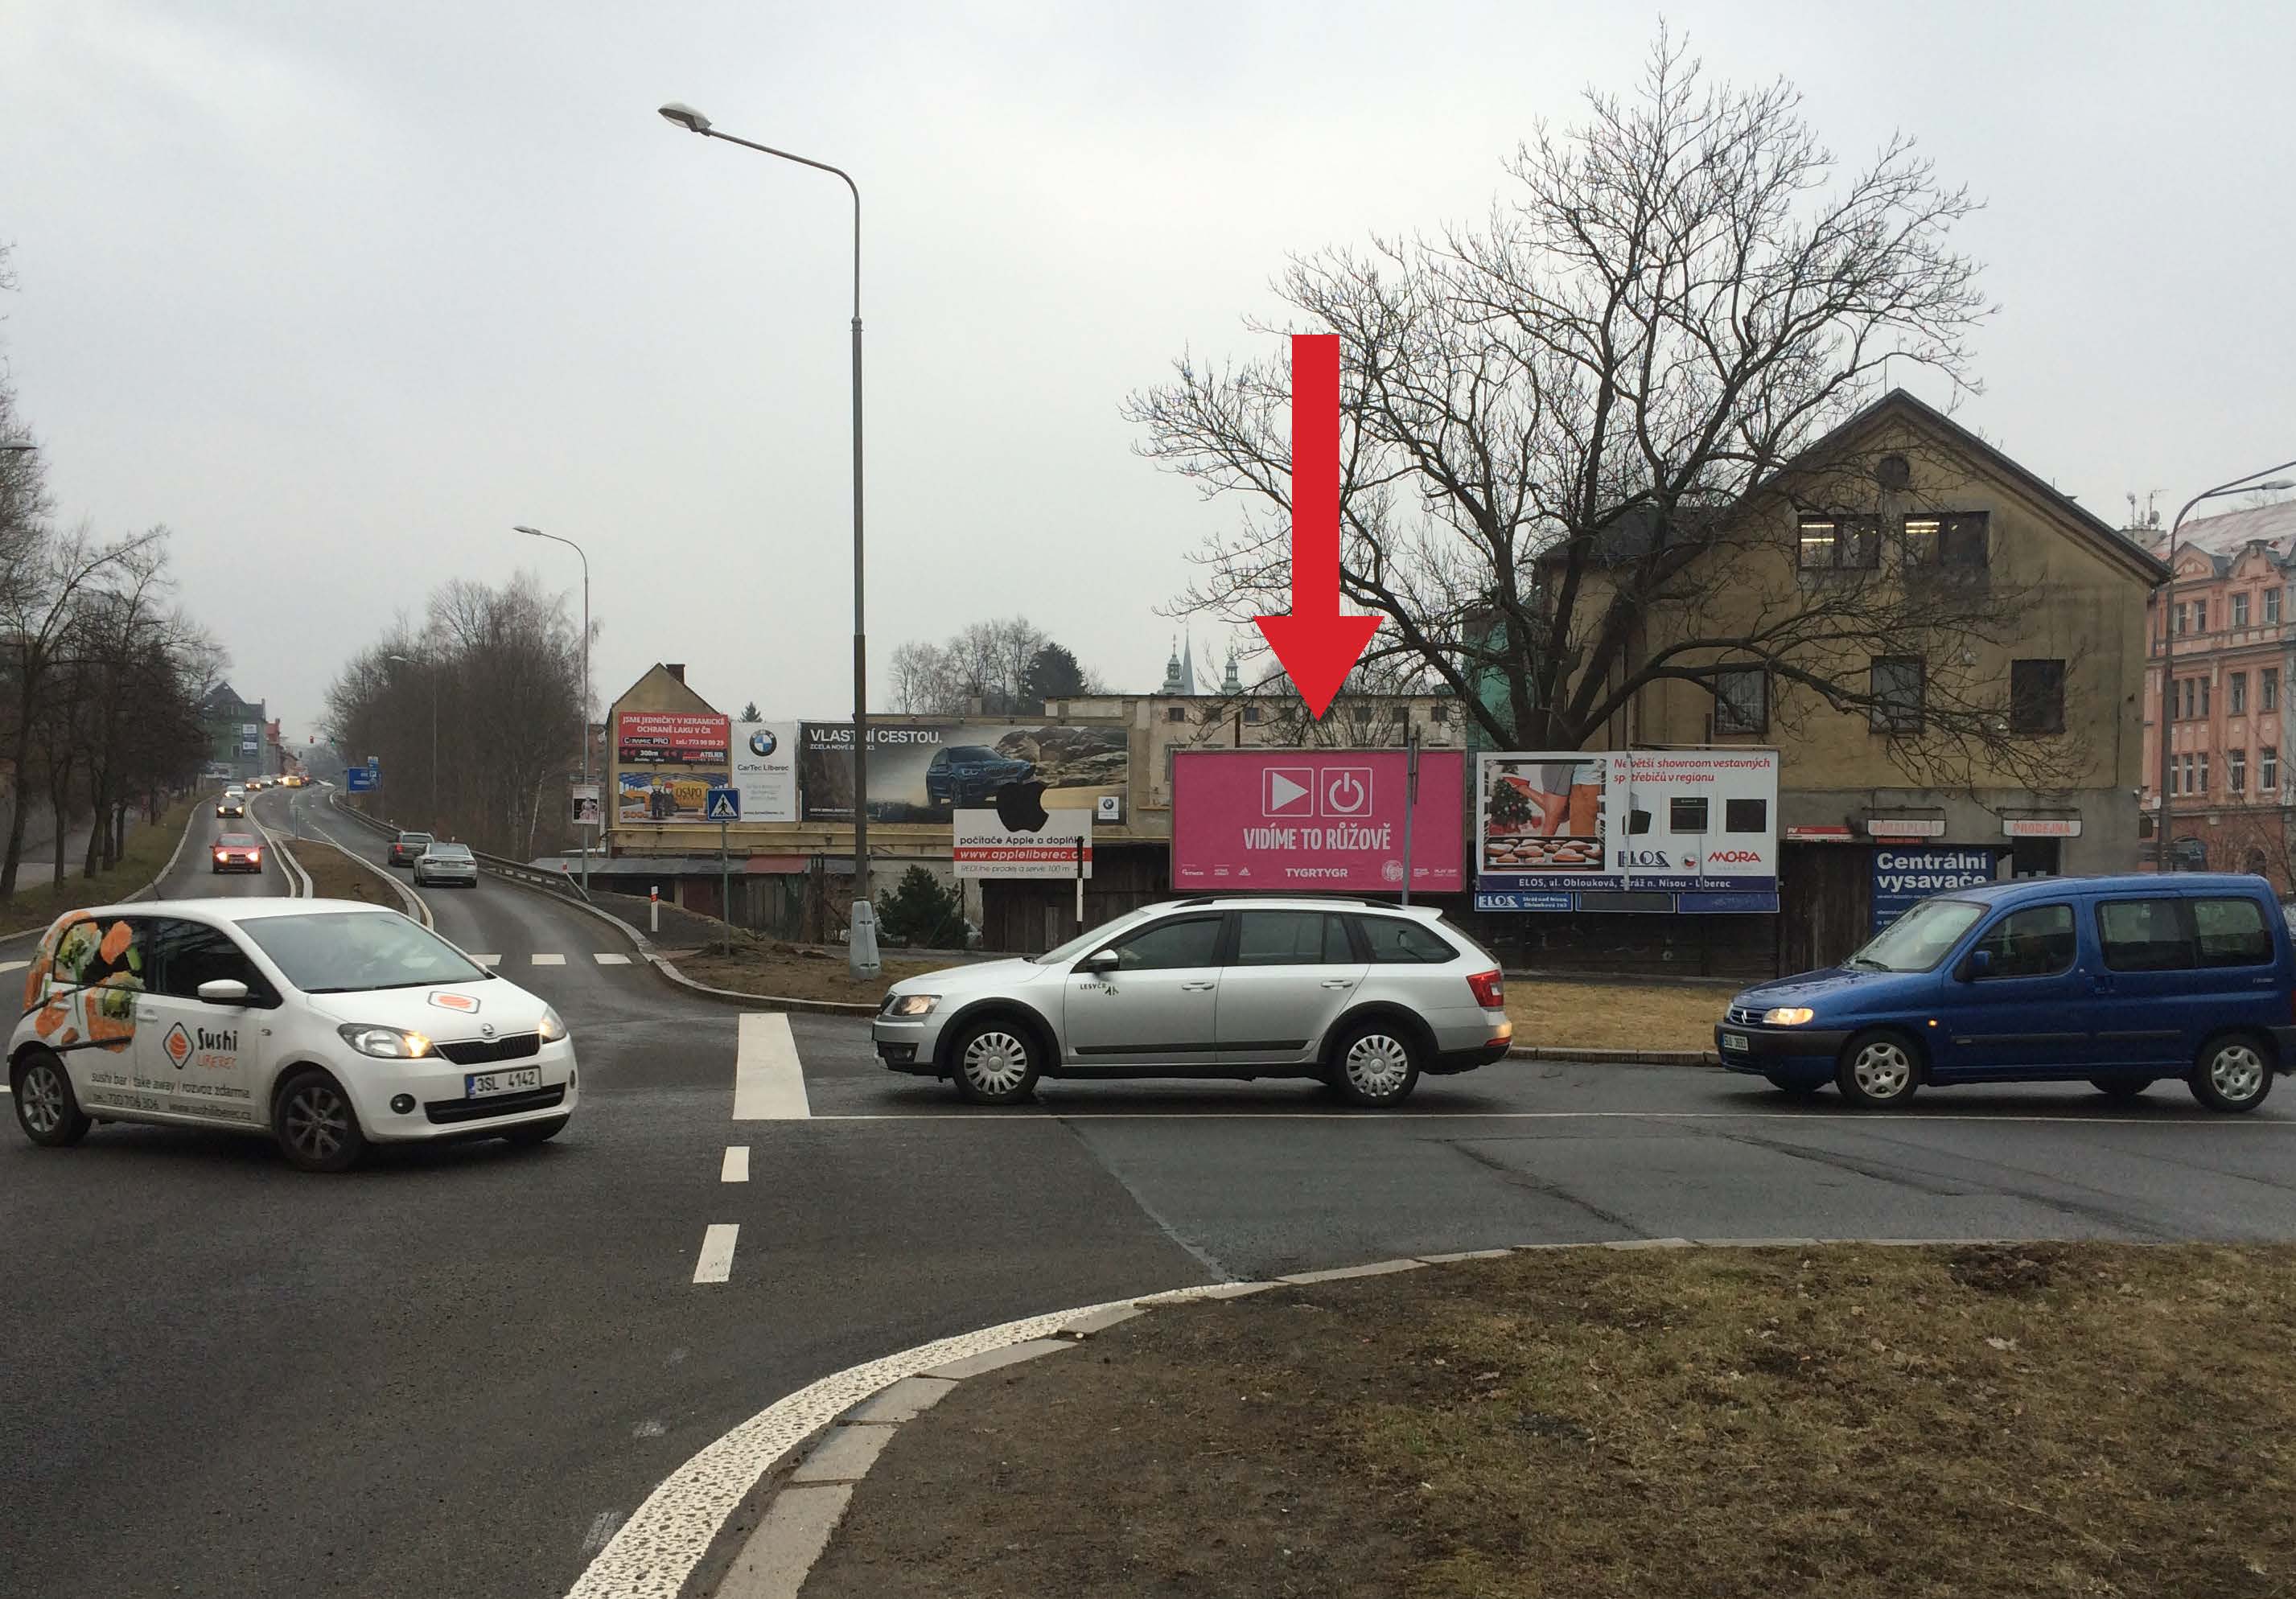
[801,1109,2296,1125]
[595,952,631,965]
[469,953,500,967]
[693,1224,739,1285]
[0,960,27,975]
[532,952,566,967]
[732,1013,810,1120]
[577,1510,625,1559]
[722,1145,751,1182]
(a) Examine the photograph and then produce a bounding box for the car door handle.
[137,1005,157,1020]
[1180,980,1216,992]
[1321,979,1355,989]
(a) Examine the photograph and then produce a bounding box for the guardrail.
[326,792,591,904]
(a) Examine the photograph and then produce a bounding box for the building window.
[2203,677,2212,716]
[2173,602,2188,636]
[1428,702,1449,725]
[1906,512,1989,567]
[2009,660,2065,735]
[1797,515,1880,570]
[2267,669,2281,711]
[2234,593,2253,628]
[1713,666,1768,734]
[1201,705,1224,724]
[1242,705,1263,725]
[2171,755,2183,795]
[2178,678,2193,720]
[2265,748,2280,794]
[2199,598,2212,631]
[1165,705,1187,723]
[2232,672,2249,715]
[2199,752,2211,792]
[1351,704,1373,726]
[1870,656,1924,733]
[2231,749,2248,793]
[2270,590,2284,625]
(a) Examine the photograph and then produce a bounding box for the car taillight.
[1466,968,1504,1009]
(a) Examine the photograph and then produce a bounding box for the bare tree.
[885,618,1094,715]
[1125,31,2075,789]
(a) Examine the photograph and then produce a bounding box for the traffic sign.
[367,754,379,769]
[347,768,378,793]
[704,786,741,823]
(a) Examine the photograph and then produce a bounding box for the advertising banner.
[1171,750,1464,893]
[953,808,1093,880]
[800,720,1128,825]
[730,721,800,824]
[569,783,601,827]
[616,713,731,766]
[617,769,730,824]
[1870,846,1999,932]
[1476,749,1779,899]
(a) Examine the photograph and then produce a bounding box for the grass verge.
[1504,977,1730,1054]
[0,791,207,939]
[292,838,405,910]
[674,942,947,1005]
[809,1243,2296,1599]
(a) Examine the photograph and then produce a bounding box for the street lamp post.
[516,526,592,893]
[2154,462,2296,873]
[658,100,878,980]
[386,652,439,826]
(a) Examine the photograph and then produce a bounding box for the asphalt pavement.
[9,795,2296,1598]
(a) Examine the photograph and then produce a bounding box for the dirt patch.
[294,841,404,910]
[807,1244,2296,1599]
[673,942,955,1005]
[1505,976,1730,1054]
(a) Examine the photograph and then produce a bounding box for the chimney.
[665,664,685,684]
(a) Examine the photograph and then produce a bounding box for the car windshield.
[949,746,999,761]
[238,910,490,993]
[428,844,472,859]
[400,832,434,846]
[1845,898,1987,972]
[217,833,257,848]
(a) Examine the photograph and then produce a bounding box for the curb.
[296,832,434,930]
[254,807,314,898]
[568,1236,2005,1599]
[1508,1044,1724,1067]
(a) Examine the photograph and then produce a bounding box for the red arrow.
[1254,333,1378,719]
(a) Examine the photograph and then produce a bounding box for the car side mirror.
[1957,949,1992,982]
[1080,948,1119,972]
[198,978,250,1005]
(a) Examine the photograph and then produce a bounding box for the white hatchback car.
[9,898,576,1172]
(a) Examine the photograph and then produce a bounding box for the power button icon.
[1323,767,1372,817]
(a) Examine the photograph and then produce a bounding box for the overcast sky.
[5,0,2293,743]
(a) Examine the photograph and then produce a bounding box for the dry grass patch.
[1506,977,1730,1054]
[674,941,953,1005]
[0,792,208,938]
[294,840,405,910]
[809,1243,2296,1599]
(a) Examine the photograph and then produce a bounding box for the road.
[8,791,2296,1597]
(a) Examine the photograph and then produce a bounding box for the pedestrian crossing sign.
[705,787,741,822]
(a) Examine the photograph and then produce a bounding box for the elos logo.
[1707,849,1763,864]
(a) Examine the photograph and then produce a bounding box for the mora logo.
[1707,849,1764,864]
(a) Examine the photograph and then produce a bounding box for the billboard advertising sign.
[730,721,799,823]
[1171,750,1464,893]
[616,713,730,765]
[799,720,1128,825]
[954,808,1093,879]
[569,783,601,827]
[617,769,730,824]
[1870,846,1999,932]
[1476,749,1779,898]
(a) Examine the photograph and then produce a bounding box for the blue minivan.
[1718,873,2296,1112]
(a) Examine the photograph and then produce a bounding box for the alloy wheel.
[961,1030,1030,1097]
[282,1083,350,1161]
[1343,1032,1413,1100]
[19,1063,65,1136]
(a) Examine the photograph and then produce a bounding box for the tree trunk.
[0,721,35,898]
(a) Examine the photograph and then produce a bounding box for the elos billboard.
[1171,750,1464,893]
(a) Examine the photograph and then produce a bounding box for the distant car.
[412,842,478,888]
[924,744,1035,808]
[1718,873,2296,1113]
[212,833,264,873]
[872,897,1513,1107]
[216,795,245,819]
[247,778,268,791]
[386,832,434,868]
[9,898,575,1171]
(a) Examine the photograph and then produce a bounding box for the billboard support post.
[1075,835,1086,927]
[1401,724,1421,906]
[719,820,731,932]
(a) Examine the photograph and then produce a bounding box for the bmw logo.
[748,728,777,758]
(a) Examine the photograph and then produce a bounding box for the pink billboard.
[1171,750,1465,893]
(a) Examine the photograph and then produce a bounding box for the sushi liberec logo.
[163,1023,193,1069]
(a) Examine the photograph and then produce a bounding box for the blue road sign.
[367,754,380,769]
[704,786,741,823]
[347,768,378,793]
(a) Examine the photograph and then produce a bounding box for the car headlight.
[1762,1007,1816,1026]
[884,993,939,1017]
[338,1024,434,1058]
[537,1005,567,1043]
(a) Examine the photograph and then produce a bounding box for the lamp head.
[657,102,712,134]
[513,524,541,536]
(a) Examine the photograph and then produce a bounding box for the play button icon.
[1263,767,1314,817]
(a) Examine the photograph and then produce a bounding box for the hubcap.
[284,1085,348,1159]
[21,1064,64,1135]
[1344,1033,1412,1099]
[1852,1042,1912,1100]
[2211,1044,2266,1102]
[962,1031,1029,1096]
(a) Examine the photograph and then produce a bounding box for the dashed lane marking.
[595,952,631,965]
[722,1145,750,1182]
[693,1224,739,1285]
[0,960,27,975]
[532,952,566,966]
[732,1013,811,1120]
[469,953,500,967]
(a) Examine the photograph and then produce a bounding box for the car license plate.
[467,1066,541,1099]
[1721,1031,1751,1053]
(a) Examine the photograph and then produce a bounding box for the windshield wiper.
[1845,955,1888,971]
